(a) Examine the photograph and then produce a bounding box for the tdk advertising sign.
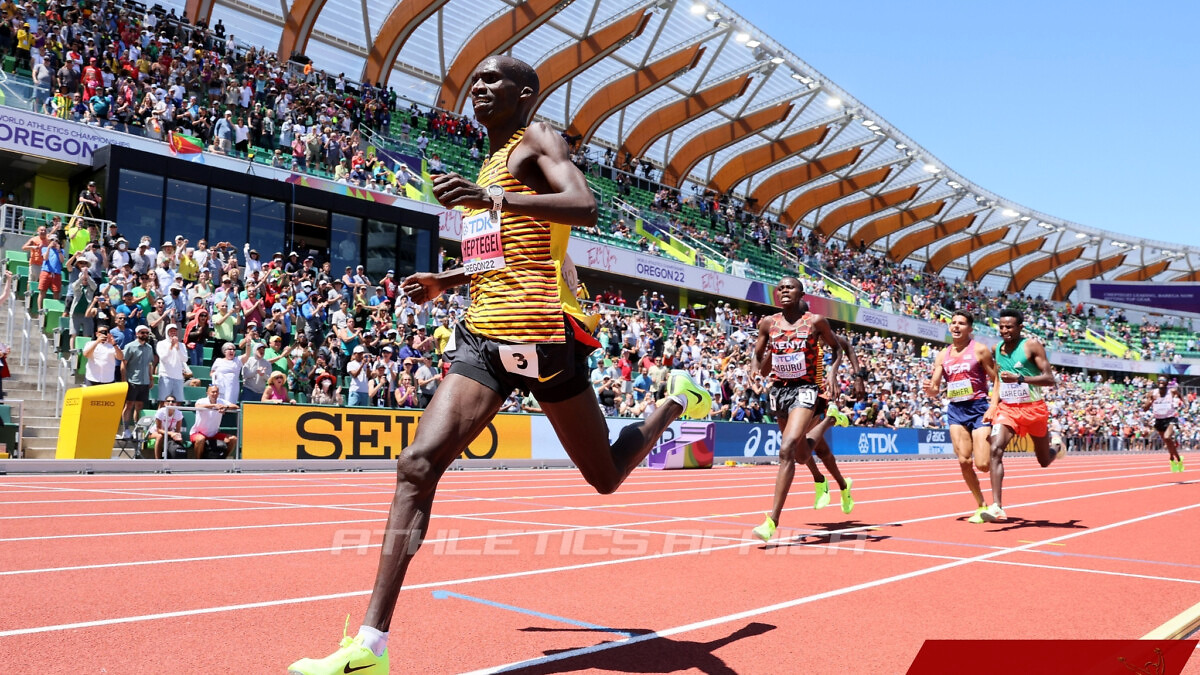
[714,423,953,457]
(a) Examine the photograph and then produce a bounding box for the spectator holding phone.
[82,325,123,387]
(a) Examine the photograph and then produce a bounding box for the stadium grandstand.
[3,2,1200,673]
[0,0,1196,462]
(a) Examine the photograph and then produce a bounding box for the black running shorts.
[446,319,595,403]
[1154,417,1177,434]
[768,382,820,417]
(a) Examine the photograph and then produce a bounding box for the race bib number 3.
[999,381,1032,404]
[461,212,506,275]
[498,343,538,376]
[945,378,974,401]
[772,351,806,379]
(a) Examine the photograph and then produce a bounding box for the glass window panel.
[394,224,432,278]
[208,188,248,251]
[291,204,330,265]
[249,197,285,260]
[331,213,362,277]
[366,219,397,281]
[114,170,164,245]
[164,179,207,246]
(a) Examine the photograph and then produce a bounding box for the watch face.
[487,185,504,198]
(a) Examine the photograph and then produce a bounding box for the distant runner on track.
[981,308,1064,522]
[925,311,997,523]
[1145,378,1185,472]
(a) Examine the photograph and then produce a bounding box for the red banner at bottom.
[907,640,1197,674]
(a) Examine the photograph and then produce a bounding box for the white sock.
[356,625,388,657]
[670,394,688,409]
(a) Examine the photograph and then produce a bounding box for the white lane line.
[0,456,1161,520]
[0,518,385,542]
[0,476,1190,636]
[0,458,1165,515]
[0,451,1152,494]
[2,466,1180,542]
[463,500,1200,674]
[823,542,1200,586]
[5,472,1190,575]
[431,466,1181,519]
[2,468,1184,543]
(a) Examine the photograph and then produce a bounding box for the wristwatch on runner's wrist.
[487,184,505,213]
[1017,375,1025,384]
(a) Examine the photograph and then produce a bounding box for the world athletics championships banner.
[1077,281,1200,320]
[438,209,774,305]
[804,295,949,343]
[0,104,155,164]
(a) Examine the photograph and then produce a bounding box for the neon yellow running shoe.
[840,477,854,514]
[967,506,987,524]
[289,617,389,675]
[666,369,712,420]
[827,404,850,427]
[752,514,777,543]
[814,479,831,509]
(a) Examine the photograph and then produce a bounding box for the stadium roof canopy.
[178,0,1200,300]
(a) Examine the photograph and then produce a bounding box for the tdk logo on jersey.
[857,432,899,454]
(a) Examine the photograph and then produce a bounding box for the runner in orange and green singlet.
[980,308,1063,523]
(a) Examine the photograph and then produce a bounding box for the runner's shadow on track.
[762,520,896,550]
[983,517,1087,533]
[511,621,775,674]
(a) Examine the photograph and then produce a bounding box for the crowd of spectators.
[6,0,1199,455]
[26,196,1198,452]
[6,0,1195,364]
[569,150,1199,363]
[2,0,488,195]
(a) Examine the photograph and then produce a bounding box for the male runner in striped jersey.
[980,308,1063,522]
[289,55,711,675]
[925,311,998,523]
[750,277,846,543]
[1144,378,1185,472]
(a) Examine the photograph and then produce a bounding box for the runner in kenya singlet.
[462,128,597,344]
[767,313,821,385]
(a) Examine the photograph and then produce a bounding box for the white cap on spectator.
[353,345,366,354]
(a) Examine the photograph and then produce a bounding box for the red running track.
[0,452,1196,673]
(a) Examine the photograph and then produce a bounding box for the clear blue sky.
[735,0,1200,248]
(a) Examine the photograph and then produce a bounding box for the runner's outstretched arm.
[430,123,596,227]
